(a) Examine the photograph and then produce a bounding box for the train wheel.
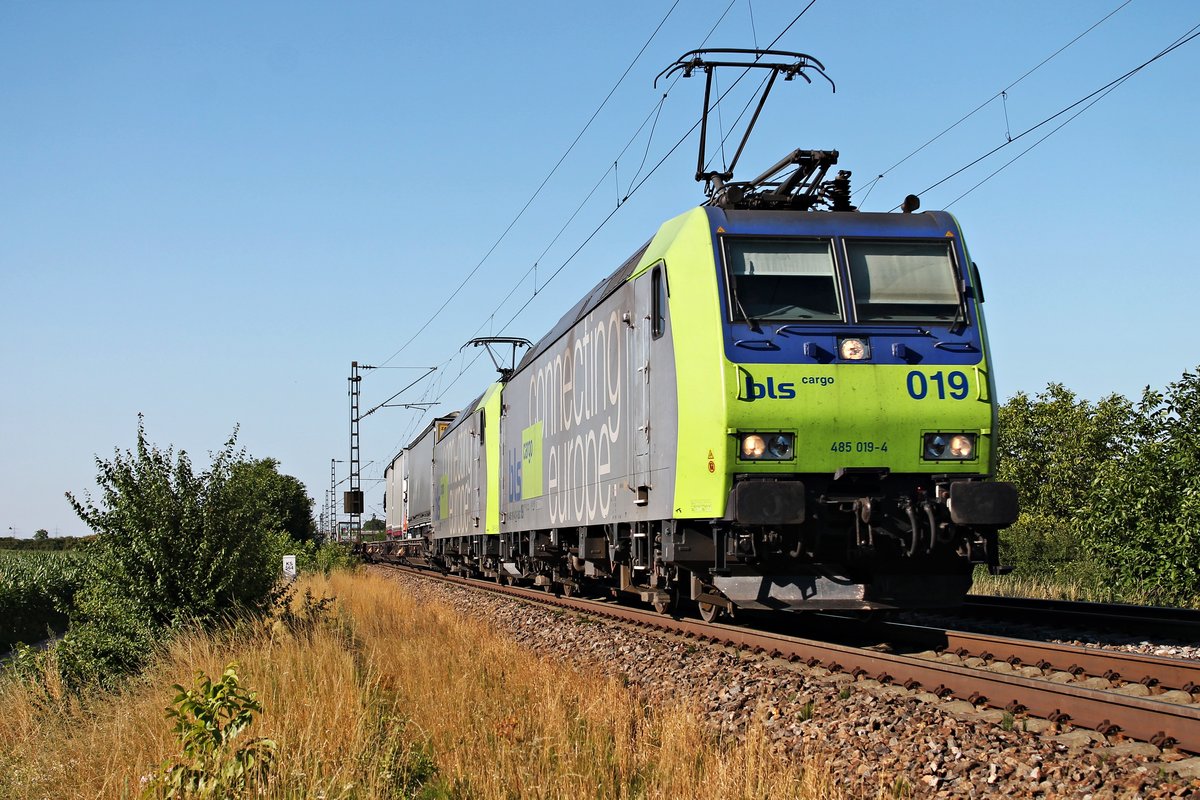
[560,582,576,597]
[698,602,722,623]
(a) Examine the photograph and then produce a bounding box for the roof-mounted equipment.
[657,48,853,212]
[463,337,532,382]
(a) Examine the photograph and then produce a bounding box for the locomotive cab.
[655,205,1018,612]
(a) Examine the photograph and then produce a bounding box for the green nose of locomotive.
[659,205,1017,610]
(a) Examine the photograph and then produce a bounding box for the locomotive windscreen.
[723,237,841,322]
[845,240,962,323]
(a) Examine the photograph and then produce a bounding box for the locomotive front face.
[715,212,995,483]
[658,206,1018,609]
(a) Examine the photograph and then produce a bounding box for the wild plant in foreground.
[142,663,276,799]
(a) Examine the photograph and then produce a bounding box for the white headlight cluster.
[923,433,975,460]
[740,433,794,461]
[839,337,870,361]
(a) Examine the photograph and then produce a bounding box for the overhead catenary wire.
[372,0,684,372]
[376,0,772,418]
[904,22,1200,209]
[363,2,822,474]
[360,0,695,471]
[853,0,1134,205]
[406,0,743,360]
[361,367,438,419]
[486,2,822,339]
[385,0,813,381]
[944,86,1117,209]
[458,2,820,354]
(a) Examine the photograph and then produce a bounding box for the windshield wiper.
[729,277,762,332]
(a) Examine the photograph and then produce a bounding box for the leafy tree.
[997,384,1133,519]
[995,367,1200,605]
[362,516,385,533]
[995,384,1133,580]
[228,458,318,544]
[1078,369,1200,605]
[61,418,300,684]
[67,420,287,628]
[33,528,49,541]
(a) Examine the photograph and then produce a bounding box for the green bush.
[295,540,357,576]
[1078,370,1200,606]
[995,513,1097,585]
[56,418,317,687]
[997,366,1200,606]
[67,422,292,629]
[54,603,160,690]
[997,384,1133,520]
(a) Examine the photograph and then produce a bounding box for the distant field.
[0,536,90,553]
[0,549,75,559]
[0,551,87,649]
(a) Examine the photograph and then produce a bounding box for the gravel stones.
[377,568,1200,797]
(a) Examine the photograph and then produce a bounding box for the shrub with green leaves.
[997,366,1200,605]
[1078,369,1200,606]
[295,539,358,576]
[995,384,1131,584]
[67,420,292,629]
[995,512,1096,584]
[143,663,276,799]
[57,418,316,686]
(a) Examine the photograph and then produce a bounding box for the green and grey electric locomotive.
[379,52,1018,618]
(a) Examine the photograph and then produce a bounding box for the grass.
[970,567,1200,608]
[0,569,852,799]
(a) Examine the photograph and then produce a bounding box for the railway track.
[379,563,1200,754]
[962,595,1200,641]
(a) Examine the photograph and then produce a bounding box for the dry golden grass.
[970,571,1095,601]
[970,569,1200,607]
[0,570,850,799]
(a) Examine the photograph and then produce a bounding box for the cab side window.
[651,266,668,339]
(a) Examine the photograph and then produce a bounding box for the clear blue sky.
[3,1,1197,537]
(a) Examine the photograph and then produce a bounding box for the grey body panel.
[384,450,406,535]
[500,266,680,532]
[403,416,455,535]
[432,406,485,539]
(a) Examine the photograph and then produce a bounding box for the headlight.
[839,337,870,361]
[923,432,976,460]
[767,434,793,459]
[740,432,794,461]
[948,434,973,458]
[742,434,766,459]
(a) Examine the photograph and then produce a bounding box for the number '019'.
[906,370,969,400]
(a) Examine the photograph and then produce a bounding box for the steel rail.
[964,595,1200,640]
[938,628,1200,693]
[381,565,1200,753]
[851,620,1200,694]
